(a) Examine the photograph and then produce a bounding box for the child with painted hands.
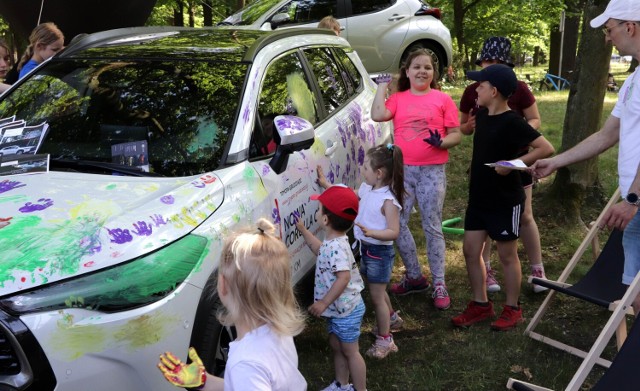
[157,218,307,391]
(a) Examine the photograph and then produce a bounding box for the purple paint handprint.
[272,206,281,225]
[160,195,175,205]
[357,146,365,165]
[0,180,26,194]
[107,228,133,244]
[150,214,167,227]
[132,221,153,236]
[19,198,53,213]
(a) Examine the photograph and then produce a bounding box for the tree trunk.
[452,0,465,58]
[236,0,245,12]
[546,0,611,226]
[202,0,213,26]
[173,1,184,26]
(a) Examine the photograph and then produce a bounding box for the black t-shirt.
[468,108,541,209]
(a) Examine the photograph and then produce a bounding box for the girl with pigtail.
[17,22,64,80]
[158,218,307,391]
[353,143,406,359]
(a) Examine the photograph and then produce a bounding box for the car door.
[266,0,345,31]
[247,49,327,283]
[343,0,410,73]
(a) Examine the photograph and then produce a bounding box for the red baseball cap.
[310,185,359,221]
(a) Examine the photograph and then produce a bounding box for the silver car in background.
[220,0,453,77]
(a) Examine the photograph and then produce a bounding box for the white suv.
[220,0,453,77]
[0,26,390,390]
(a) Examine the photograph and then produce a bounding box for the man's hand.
[423,129,442,148]
[374,73,392,85]
[529,158,558,179]
[601,202,638,230]
[157,347,206,389]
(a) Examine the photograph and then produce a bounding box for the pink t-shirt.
[385,89,460,165]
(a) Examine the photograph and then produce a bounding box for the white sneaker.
[321,380,354,391]
[486,269,501,293]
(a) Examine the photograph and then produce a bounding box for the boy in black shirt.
[452,64,555,330]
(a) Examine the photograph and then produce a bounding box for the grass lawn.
[296,63,633,390]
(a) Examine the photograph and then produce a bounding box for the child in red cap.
[296,185,367,391]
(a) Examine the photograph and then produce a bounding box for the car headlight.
[0,234,209,315]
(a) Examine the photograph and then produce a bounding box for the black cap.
[466,64,517,98]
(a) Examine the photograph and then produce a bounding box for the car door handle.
[325,140,338,156]
[388,14,406,21]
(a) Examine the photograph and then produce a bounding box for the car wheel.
[190,281,237,377]
[401,41,445,80]
[16,150,23,154]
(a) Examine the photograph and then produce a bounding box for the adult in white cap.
[531,0,640,314]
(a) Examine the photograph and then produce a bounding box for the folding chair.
[506,270,640,391]
[523,189,637,367]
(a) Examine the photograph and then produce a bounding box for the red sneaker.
[451,301,495,327]
[491,305,524,331]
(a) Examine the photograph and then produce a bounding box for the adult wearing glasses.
[531,0,640,316]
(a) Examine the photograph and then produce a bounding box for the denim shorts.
[359,243,395,283]
[327,299,365,343]
[622,210,640,285]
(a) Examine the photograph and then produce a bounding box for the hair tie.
[386,143,394,151]
[257,226,264,234]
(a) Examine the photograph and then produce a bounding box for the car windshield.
[0,59,247,177]
[220,0,283,25]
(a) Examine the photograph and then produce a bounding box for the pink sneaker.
[390,275,430,295]
[432,283,451,310]
[486,269,501,293]
[531,267,549,293]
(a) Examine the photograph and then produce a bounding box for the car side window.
[333,48,362,96]
[303,47,348,114]
[350,0,392,15]
[250,52,319,159]
[273,0,338,25]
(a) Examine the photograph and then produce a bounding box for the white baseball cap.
[590,0,640,28]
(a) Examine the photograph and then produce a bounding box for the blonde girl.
[355,143,405,359]
[158,218,307,391]
[18,22,64,79]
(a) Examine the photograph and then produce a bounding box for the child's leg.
[395,166,423,280]
[520,186,543,269]
[462,230,489,303]
[329,333,350,387]
[339,340,366,391]
[495,239,521,307]
[369,282,391,335]
[482,236,492,270]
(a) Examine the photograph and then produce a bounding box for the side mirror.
[270,13,291,29]
[269,115,315,174]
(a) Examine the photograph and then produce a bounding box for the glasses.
[602,21,628,35]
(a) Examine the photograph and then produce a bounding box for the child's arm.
[371,75,394,122]
[355,199,400,241]
[520,135,555,166]
[495,136,555,176]
[440,126,462,149]
[295,216,322,255]
[460,109,476,135]
[308,270,350,317]
[316,165,331,189]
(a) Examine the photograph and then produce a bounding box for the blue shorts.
[359,243,395,283]
[622,210,640,285]
[327,299,365,343]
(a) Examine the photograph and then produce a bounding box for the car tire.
[16,150,23,154]
[401,41,445,80]
[190,281,237,377]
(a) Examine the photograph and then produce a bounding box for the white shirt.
[354,183,402,245]
[612,68,640,197]
[224,324,307,391]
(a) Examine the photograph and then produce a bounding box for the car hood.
[0,171,224,296]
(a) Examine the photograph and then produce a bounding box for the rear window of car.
[333,47,362,95]
[0,59,247,177]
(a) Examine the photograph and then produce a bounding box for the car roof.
[59,26,339,63]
